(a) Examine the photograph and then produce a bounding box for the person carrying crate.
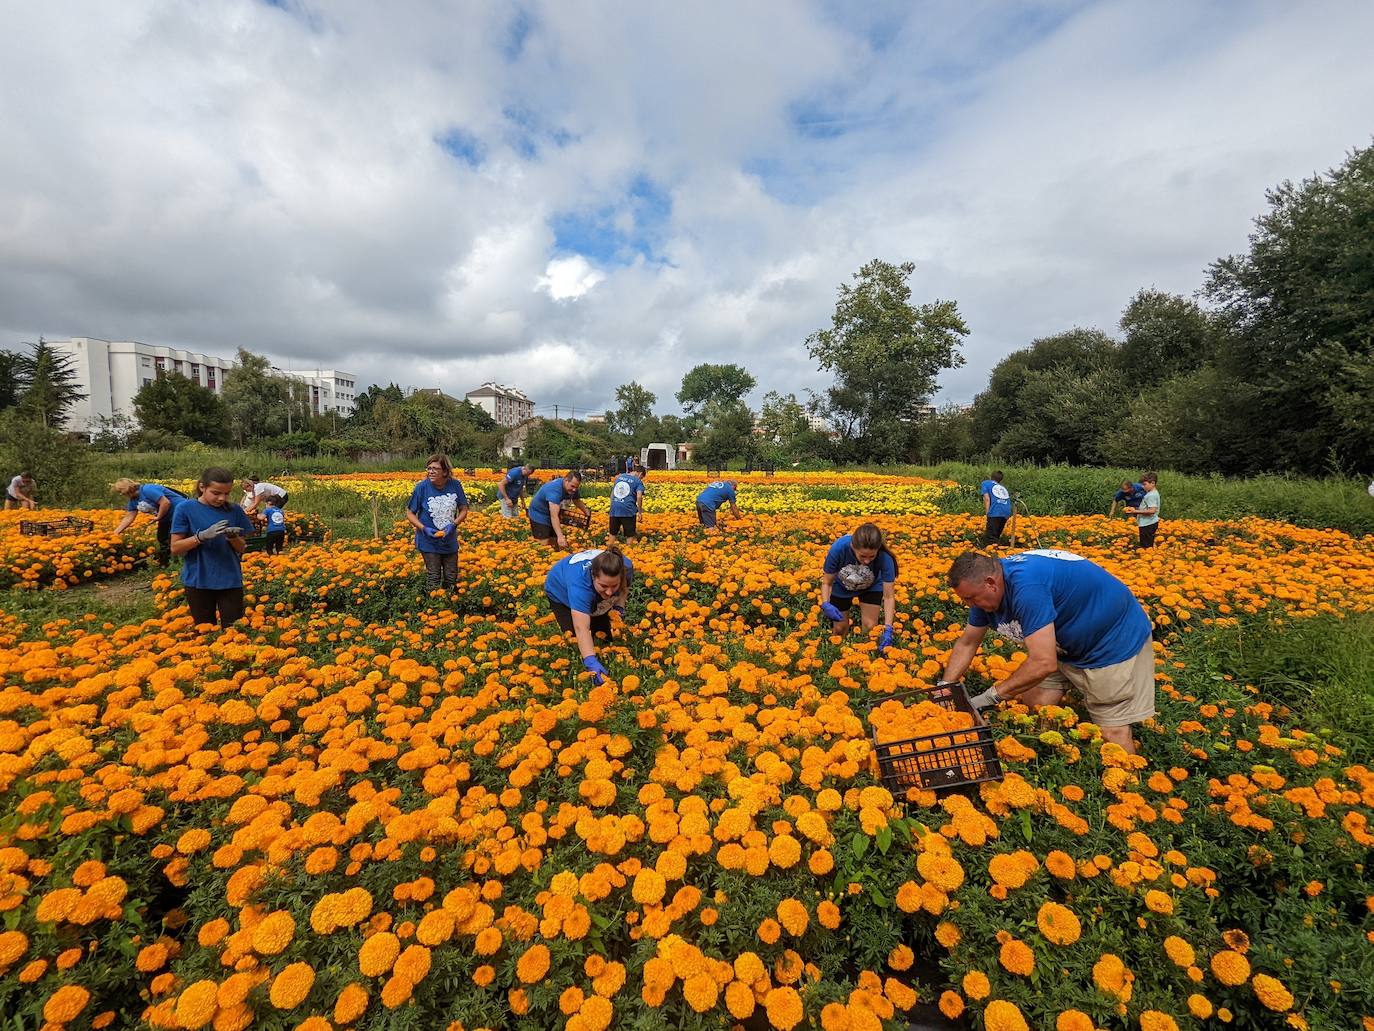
[941,549,1156,755]
[528,470,588,550]
[819,522,898,654]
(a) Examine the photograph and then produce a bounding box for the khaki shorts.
[1040,640,1156,727]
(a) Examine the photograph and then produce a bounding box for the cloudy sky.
[2,1,1372,415]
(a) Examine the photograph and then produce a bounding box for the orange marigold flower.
[632,869,666,906]
[725,980,756,1019]
[962,970,990,1000]
[734,951,765,983]
[135,941,170,972]
[474,926,503,956]
[1092,953,1134,1001]
[939,991,965,1019]
[1210,950,1251,987]
[935,921,961,949]
[1163,935,1195,967]
[1143,890,1174,915]
[1187,994,1213,1019]
[270,961,315,1009]
[359,932,400,978]
[999,938,1035,976]
[1056,1011,1094,1031]
[1045,850,1077,880]
[516,943,551,984]
[1140,1011,1181,1031]
[1252,974,1295,1012]
[777,899,809,936]
[683,972,719,1013]
[173,981,218,1029]
[889,944,914,970]
[1036,902,1081,946]
[817,900,841,929]
[334,983,369,1024]
[764,986,804,1030]
[252,910,296,955]
[758,918,782,945]
[983,999,1029,1031]
[916,850,965,892]
[44,984,92,1024]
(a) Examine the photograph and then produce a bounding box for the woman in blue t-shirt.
[543,545,633,685]
[169,467,255,628]
[112,477,189,566]
[404,454,470,592]
[820,522,899,654]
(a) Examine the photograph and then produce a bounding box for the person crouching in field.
[405,455,469,592]
[1124,473,1161,548]
[819,522,898,654]
[528,470,588,550]
[499,462,535,518]
[942,549,1156,755]
[1109,478,1145,519]
[5,472,36,510]
[544,545,633,685]
[113,478,188,566]
[695,479,739,533]
[169,468,254,629]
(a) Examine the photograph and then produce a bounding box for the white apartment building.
[465,382,535,428]
[275,369,358,417]
[48,337,357,432]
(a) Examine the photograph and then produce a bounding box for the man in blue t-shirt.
[498,463,535,519]
[695,480,739,533]
[404,456,470,591]
[980,471,1013,546]
[608,468,646,540]
[941,549,1156,754]
[1108,479,1146,519]
[528,470,589,550]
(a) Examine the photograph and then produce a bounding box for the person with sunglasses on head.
[405,455,469,592]
[544,544,633,685]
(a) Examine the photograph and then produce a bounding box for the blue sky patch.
[503,9,532,61]
[435,129,485,168]
[551,173,672,266]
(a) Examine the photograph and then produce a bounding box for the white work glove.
[968,686,1003,712]
[196,519,230,542]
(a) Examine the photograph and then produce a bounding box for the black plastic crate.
[19,517,94,537]
[867,684,1003,795]
[558,504,592,530]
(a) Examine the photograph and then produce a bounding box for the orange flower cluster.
[0,509,154,589]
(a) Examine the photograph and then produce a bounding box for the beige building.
[465,382,534,427]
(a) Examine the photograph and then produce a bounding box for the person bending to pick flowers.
[819,522,898,654]
[543,545,634,685]
[941,548,1156,755]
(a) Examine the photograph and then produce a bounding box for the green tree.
[0,350,23,410]
[694,399,756,467]
[1204,142,1374,472]
[221,349,292,443]
[16,338,86,429]
[676,364,756,418]
[0,409,101,505]
[609,382,657,440]
[133,373,227,444]
[756,391,809,448]
[1117,289,1219,390]
[806,259,968,462]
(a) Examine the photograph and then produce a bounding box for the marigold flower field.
[1,474,1372,1031]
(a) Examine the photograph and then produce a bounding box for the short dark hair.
[948,551,998,588]
[565,469,583,482]
[991,471,1004,483]
[1141,471,1158,484]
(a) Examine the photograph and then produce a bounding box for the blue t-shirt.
[407,478,468,554]
[529,479,575,525]
[1113,483,1145,506]
[171,500,254,590]
[981,480,1012,518]
[503,466,528,498]
[609,474,645,517]
[127,483,185,513]
[696,482,736,512]
[968,550,1152,669]
[544,549,635,615]
[823,536,897,599]
[264,506,286,535]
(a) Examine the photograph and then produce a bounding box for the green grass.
[0,569,158,633]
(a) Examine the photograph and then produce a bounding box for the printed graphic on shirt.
[137,501,156,514]
[837,563,876,592]
[1015,549,1086,563]
[990,484,1011,501]
[995,619,1026,642]
[709,481,726,489]
[427,493,459,530]
[612,481,633,500]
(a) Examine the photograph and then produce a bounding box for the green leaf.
[852,831,870,859]
[876,824,893,855]
[1019,809,1033,842]
[891,818,912,844]
[869,887,889,909]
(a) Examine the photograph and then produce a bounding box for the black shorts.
[547,596,612,638]
[608,514,638,537]
[4,494,19,503]
[832,591,882,611]
[530,519,555,540]
[696,504,717,528]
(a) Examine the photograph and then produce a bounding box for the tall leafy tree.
[133,373,227,444]
[0,350,23,410]
[1205,142,1374,472]
[806,259,967,462]
[676,364,756,418]
[609,381,657,439]
[16,338,86,428]
[220,349,292,443]
[1117,290,1219,389]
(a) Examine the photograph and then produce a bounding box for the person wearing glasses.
[404,455,470,591]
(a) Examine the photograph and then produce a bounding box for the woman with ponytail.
[543,544,634,684]
[819,522,899,653]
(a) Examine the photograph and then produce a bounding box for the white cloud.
[1,0,1373,415]
[539,256,604,301]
